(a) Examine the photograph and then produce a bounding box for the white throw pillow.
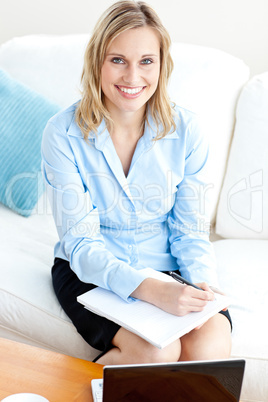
[216,72,268,238]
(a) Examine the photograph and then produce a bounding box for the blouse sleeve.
[41,120,156,301]
[167,116,219,286]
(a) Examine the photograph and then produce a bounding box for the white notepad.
[77,277,230,349]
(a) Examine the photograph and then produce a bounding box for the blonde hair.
[76,0,176,140]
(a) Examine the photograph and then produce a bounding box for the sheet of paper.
[78,286,230,349]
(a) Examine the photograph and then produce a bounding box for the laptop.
[91,359,245,402]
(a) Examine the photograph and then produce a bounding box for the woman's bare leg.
[96,327,181,365]
[96,313,231,365]
[179,313,232,361]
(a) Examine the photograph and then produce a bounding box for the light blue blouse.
[41,103,218,302]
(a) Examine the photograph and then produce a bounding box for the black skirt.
[52,257,232,361]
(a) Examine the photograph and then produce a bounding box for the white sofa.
[0,35,267,402]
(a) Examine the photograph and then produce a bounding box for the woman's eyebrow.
[141,54,159,58]
[106,53,158,58]
[106,53,125,57]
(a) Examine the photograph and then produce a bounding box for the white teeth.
[118,86,143,94]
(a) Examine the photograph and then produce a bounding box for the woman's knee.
[113,328,181,364]
[180,314,232,361]
[143,341,181,363]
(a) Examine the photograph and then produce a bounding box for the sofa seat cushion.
[213,238,268,401]
[0,195,100,361]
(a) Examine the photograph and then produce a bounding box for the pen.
[169,271,204,291]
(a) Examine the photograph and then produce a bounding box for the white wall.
[0,0,267,77]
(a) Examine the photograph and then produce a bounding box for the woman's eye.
[141,58,153,65]
[111,57,124,64]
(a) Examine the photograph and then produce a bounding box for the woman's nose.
[123,64,139,85]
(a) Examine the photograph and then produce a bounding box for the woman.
[42,0,232,365]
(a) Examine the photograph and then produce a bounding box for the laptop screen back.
[103,359,245,402]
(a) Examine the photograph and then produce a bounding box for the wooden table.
[0,338,103,401]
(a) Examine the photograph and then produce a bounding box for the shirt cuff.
[110,267,175,303]
[109,267,160,303]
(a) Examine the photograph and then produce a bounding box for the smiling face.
[101,26,161,118]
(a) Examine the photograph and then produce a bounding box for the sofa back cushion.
[169,43,249,223]
[0,35,89,108]
[216,72,268,238]
[0,35,250,222]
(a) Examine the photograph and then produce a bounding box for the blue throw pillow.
[0,69,60,216]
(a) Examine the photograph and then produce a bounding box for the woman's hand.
[131,278,215,317]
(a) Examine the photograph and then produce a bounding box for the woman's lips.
[115,85,146,98]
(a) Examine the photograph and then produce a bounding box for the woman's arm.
[41,118,156,302]
[131,277,214,316]
[167,116,219,287]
